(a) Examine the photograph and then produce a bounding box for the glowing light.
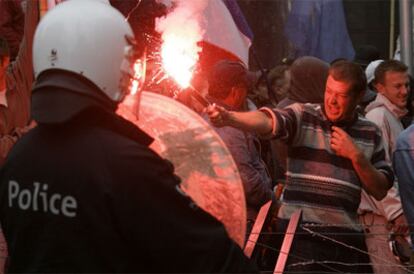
[161,33,200,88]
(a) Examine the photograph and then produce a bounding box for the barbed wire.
[246,238,344,273]
[246,221,414,273]
[247,231,406,236]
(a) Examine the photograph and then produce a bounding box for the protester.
[0,0,38,167]
[205,60,273,234]
[360,59,410,273]
[354,45,381,112]
[359,59,383,110]
[0,1,256,272]
[267,64,291,104]
[276,56,328,109]
[0,38,34,166]
[0,0,25,61]
[207,60,393,273]
[250,62,292,108]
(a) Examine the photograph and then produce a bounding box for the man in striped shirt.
[208,60,393,273]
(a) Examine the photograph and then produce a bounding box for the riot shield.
[118,91,246,247]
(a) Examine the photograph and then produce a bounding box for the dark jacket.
[204,97,273,221]
[0,74,256,272]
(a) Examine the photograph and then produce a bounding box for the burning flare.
[161,33,199,88]
[156,0,207,88]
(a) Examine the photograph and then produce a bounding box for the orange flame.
[161,33,201,89]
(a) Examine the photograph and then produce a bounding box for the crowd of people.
[1,0,414,273]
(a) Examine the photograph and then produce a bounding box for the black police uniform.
[0,70,256,273]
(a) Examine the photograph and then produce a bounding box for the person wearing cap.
[358,59,384,111]
[360,60,411,273]
[0,2,257,272]
[205,59,273,233]
[207,60,392,273]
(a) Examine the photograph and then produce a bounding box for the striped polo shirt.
[261,103,393,231]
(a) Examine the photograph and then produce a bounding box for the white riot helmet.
[33,0,139,102]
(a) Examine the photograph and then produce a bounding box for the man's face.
[377,71,409,109]
[272,70,291,100]
[324,75,359,122]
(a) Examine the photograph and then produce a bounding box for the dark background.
[238,0,400,70]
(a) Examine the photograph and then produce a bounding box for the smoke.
[155,0,207,43]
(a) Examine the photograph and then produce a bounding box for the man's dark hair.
[329,60,367,97]
[374,60,408,85]
[330,58,347,66]
[208,60,254,99]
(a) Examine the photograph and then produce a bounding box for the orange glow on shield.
[161,33,200,88]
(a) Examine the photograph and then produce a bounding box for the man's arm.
[331,126,392,200]
[207,104,273,135]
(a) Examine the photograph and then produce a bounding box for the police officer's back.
[0,1,256,272]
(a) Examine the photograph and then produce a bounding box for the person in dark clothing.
[205,60,273,233]
[0,1,256,273]
[276,56,329,109]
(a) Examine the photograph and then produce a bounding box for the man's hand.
[330,126,361,160]
[205,103,230,127]
[330,126,390,200]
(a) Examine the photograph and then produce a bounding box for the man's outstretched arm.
[206,104,273,135]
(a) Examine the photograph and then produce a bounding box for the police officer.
[0,0,256,272]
